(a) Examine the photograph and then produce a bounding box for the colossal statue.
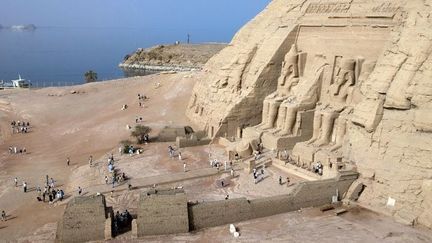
[272,55,328,136]
[257,44,299,129]
[307,58,356,147]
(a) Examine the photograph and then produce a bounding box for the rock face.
[187,0,432,228]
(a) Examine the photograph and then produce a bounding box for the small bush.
[120,139,133,153]
[131,125,151,144]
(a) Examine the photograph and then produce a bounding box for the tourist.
[37,186,41,195]
[221,181,225,187]
[23,181,27,193]
[279,176,282,185]
[78,186,82,195]
[253,168,257,176]
[168,145,174,158]
[42,192,46,202]
[67,157,70,166]
[254,174,258,184]
[286,177,290,187]
[178,152,182,161]
[59,190,65,201]
[89,155,93,167]
[224,161,227,171]
[128,183,132,190]
[1,210,6,221]
[112,177,116,188]
[105,176,109,184]
[14,177,18,187]
[183,162,187,172]
[111,190,114,198]
[230,169,234,178]
[225,195,229,200]
[50,178,55,188]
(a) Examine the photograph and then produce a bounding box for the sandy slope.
[0,72,196,240]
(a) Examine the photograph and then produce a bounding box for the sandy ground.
[0,73,431,242]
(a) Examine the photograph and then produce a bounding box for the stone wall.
[189,171,357,230]
[56,195,110,243]
[135,189,189,237]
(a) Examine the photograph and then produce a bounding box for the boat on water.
[0,75,32,89]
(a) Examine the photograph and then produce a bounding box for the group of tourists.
[106,153,128,188]
[113,209,132,234]
[137,93,148,107]
[252,167,266,184]
[8,146,26,154]
[313,161,323,175]
[10,120,31,134]
[278,175,290,186]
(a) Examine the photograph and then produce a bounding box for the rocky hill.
[120,43,226,72]
[186,0,432,228]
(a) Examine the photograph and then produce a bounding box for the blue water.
[0,1,270,87]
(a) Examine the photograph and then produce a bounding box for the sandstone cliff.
[186,0,432,228]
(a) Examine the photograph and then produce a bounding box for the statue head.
[333,58,355,96]
[278,44,299,87]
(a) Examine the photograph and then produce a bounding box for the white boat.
[0,75,32,90]
[11,75,31,88]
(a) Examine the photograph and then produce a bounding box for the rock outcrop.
[120,44,226,73]
[186,0,432,228]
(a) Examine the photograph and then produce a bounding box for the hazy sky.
[0,0,270,29]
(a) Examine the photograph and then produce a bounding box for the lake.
[0,0,270,87]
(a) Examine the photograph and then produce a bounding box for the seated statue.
[307,58,356,147]
[257,44,299,130]
[271,54,328,136]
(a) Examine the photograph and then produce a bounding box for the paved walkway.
[87,167,227,195]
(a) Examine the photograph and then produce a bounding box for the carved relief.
[305,2,350,14]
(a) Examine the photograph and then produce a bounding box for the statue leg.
[330,116,347,152]
[278,106,298,136]
[307,112,322,144]
[272,106,286,133]
[257,101,269,128]
[262,101,281,130]
[315,112,338,146]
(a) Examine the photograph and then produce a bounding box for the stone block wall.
[136,190,189,236]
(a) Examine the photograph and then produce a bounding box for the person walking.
[105,176,109,184]
[1,210,6,221]
[78,186,82,195]
[183,162,187,172]
[178,152,182,161]
[67,157,70,166]
[14,177,18,187]
[23,181,27,193]
[224,161,227,171]
[89,155,93,167]
[231,169,234,178]
[286,177,290,187]
[279,176,282,185]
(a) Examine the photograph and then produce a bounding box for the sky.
[0,0,271,83]
[0,0,270,31]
